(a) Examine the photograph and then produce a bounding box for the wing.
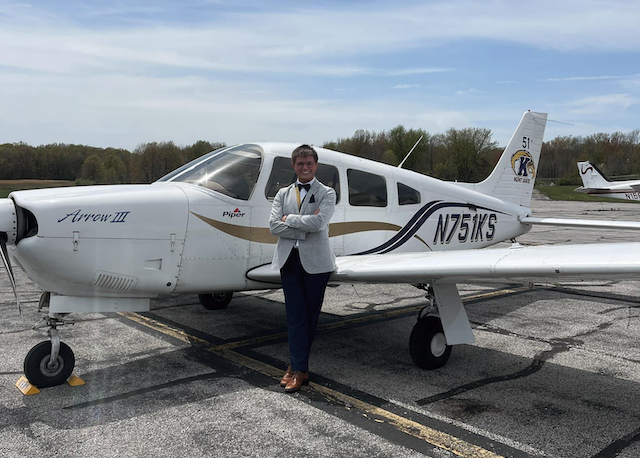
[246,242,640,285]
[520,216,640,231]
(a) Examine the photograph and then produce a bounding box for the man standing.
[269,145,336,393]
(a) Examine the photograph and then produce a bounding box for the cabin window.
[347,169,387,207]
[265,157,340,202]
[398,182,421,205]
[159,144,263,201]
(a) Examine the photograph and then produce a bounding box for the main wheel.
[199,292,233,310]
[24,341,75,388]
[409,316,452,369]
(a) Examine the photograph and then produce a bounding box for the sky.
[1,0,639,150]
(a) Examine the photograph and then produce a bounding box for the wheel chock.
[67,373,85,386]
[15,376,40,396]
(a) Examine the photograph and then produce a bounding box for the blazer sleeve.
[269,188,307,240]
[284,188,336,233]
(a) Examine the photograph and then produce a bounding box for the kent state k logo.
[511,150,536,178]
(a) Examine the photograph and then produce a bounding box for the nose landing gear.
[24,314,76,388]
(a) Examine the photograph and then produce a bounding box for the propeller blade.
[0,236,20,315]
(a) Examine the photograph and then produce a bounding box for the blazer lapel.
[299,181,320,214]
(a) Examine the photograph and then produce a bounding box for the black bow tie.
[297,183,311,191]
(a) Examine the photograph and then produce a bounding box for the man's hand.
[314,209,320,215]
[282,215,287,222]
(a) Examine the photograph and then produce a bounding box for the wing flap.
[247,243,640,284]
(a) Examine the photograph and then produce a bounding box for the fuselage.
[5,143,532,297]
[577,185,640,201]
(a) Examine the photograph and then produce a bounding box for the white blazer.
[269,179,336,274]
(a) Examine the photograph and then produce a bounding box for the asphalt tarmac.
[1,193,640,458]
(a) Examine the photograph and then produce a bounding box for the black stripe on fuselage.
[353,201,440,255]
[352,202,509,255]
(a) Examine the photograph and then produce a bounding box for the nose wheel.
[24,312,76,388]
[24,340,75,388]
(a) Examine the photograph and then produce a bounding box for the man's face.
[292,155,318,183]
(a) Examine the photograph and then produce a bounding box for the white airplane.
[576,161,640,201]
[2,111,640,389]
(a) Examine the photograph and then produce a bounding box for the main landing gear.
[198,292,233,310]
[24,313,76,388]
[409,285,452,369]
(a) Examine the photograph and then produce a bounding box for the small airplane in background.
[2,111,640,389]
[576,161,640,201]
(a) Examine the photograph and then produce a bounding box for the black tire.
[199,292,233,310]
[24,341,75,388]
[409,316,452,369]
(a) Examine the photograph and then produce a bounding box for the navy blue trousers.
[280,249,331,372]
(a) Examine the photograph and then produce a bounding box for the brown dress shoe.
[284,371,309,393]
[280,366,294,387]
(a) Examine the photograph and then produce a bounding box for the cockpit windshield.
[157,144,263,201]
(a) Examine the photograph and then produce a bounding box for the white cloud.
[1,0,640,149]
[544,74,639,82]
[565,93,638,114]
[455,88,481,95]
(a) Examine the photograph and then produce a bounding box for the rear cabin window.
[347,169,387,207]
[398,182,421,205]
[265,157,340,202]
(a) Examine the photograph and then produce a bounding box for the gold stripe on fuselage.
[191,212,428,247]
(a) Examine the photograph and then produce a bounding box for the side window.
[265,157,341,202]
[398,182,421,205]
[347,169,387,207]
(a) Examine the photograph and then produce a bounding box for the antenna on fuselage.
[398,135,424,169]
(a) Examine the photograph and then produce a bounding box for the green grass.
[536,185,640,203]
[0,180,76,198]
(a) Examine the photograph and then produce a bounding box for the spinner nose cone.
[0,198,17,244]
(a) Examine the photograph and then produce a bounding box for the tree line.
[0,140,225,184]
[1,127,639,185]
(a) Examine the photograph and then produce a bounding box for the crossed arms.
[269,188,336,240]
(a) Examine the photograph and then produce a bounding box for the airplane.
[576,161,640,201]
[2,110,640,389]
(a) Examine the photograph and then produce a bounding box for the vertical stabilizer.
[471,111,547,207]
[577,161,611,189]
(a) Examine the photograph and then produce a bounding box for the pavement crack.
[416,333,579,406]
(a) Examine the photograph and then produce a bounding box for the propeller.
[0,199,20,315]
[0,235,20,314]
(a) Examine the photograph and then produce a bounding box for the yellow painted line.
[119,312,210,347]
[209,286,530,351]
[312,383,503,458]
[120,287,529,458]
[210,347,504,457]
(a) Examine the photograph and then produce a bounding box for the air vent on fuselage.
[91,271,138,291]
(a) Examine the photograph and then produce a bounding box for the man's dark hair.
[291,144,318,164]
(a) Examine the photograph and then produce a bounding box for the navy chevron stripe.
[352,200,440,255]
[353,202,509,255]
